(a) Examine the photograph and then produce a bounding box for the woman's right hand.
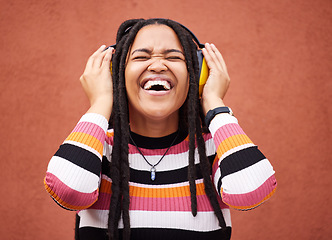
[80,45,114,119]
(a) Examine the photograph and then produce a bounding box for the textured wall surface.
[0,0,331,239]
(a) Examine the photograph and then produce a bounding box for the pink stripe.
[45,173,98,209]
[213,123,245,147]
[126,133,214,156]
[128,140,190,155]
[89,192,111,210]
[222,175,277,208]
[202,132,212,141]
[105,134,114,145]
[72,122,105,143]
[129,194,229,212]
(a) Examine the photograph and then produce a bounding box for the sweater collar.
[129,129,188,149]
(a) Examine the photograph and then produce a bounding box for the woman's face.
[125,24,189,125]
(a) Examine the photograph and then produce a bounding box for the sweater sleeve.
[44,113,109,211]
[209,113,277,210]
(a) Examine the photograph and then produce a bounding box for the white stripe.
[205,136,217,155]
[103,141,112,162]
[79,113,109,132]
[222,159,275,194]
[129,151,192,171]
[213,143,257,187]
[209,114,238,137]
[125,210,231,230]
[78,209,108,229]
[129,137,216,171]
[213,169,221,190]
[47,156,100,193]
[129,178,204,189]
[63,140,102,159]
[78,209,232,230]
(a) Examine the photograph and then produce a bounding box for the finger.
[210,44,229,78]
[101,47,113,72]
[203,43,222,72]
[205,43,224,71]
[102,47,113,64]
[85,45,106,70]
[202,46,218,70]
[91,45,109,68]
[205,43,230,80]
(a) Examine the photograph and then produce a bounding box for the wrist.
[87,96,113,120]
[205,106,234,127]
[201,95,225,115]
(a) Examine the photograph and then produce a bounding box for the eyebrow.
[131,48,184,56]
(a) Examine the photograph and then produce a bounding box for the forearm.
[44,113,109,210]
[210,113,277,210]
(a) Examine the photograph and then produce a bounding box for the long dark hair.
[108,18,226,240]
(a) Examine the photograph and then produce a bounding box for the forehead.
[131,24,183,51]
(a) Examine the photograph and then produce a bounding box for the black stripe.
[75,214,80,240]
[102,154,217,184]
[101,156,111,178]
[208,153,217,165]
[78,226,232,240]
[78,226,108,240]
[129,163,204,185]
[217,177,222,196]
[220,146,266,178]
[129,129,188,149]
[54,143,101,177]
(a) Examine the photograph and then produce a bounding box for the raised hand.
[80,45,114,119]
[200,43,230,115]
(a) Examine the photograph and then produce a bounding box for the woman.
[44,18,277,240]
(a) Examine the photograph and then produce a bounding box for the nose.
[147,58,168,72]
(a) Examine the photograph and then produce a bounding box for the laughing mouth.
[143,80,171,91]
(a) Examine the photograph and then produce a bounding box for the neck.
[129,112,179,138]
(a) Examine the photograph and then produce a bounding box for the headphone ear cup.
[197,50,209,96]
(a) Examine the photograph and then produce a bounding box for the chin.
[144,108,177,120]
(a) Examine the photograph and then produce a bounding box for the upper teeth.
[143,80,171,90]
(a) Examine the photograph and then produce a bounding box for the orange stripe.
[129,182,206,198]
[66,132,103,156]
[99,178,112,194]
[87,179,206,197]
[216,134,253,156]
[43,179,97,210]
[106,131,114,138]
[223,186,277,210]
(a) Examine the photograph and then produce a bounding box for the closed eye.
[132,55,150,61]
[166,56,184,61]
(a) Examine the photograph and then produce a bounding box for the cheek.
[177,76,190,106]
[125,62,150,86]
[178,70,189,95]
[125,64,141,94]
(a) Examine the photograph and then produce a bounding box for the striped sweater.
[44,113,277,240]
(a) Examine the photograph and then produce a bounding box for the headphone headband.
[109,19,204,50]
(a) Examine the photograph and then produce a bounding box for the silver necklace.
[129,132,179,181]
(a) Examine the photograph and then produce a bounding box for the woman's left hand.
[200,43,230,115]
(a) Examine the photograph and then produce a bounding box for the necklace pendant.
[150,167,156,181]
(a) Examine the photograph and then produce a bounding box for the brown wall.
[0,0,331,239]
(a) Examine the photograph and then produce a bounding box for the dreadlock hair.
[108,18,226,240]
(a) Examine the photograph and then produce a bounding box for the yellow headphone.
[197,50,208,96]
